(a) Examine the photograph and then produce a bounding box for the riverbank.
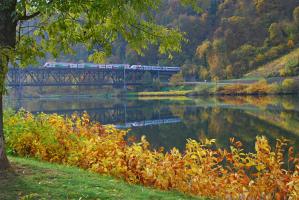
[1,156,199,200]
[131,77,299,97]
[138,90,192,97]
[3,111,298,199]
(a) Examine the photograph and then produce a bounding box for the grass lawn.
[138,90,192,97]
[0,156,202,200]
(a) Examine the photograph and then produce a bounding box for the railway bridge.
[6,67,179,88]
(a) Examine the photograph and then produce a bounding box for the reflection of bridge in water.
[26,103,181,128]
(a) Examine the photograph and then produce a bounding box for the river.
[5,95,299,152]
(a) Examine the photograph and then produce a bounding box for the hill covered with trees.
[108,0,299,80]
[54,0,299,81]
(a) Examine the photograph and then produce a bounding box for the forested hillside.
[57,0,299,80]
[107,0,299,80]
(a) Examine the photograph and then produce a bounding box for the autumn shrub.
[282,78,297,93]
[216,84,247,95]
[4,110,299,199]
[245,80,278,94]
[280,68,288,77]
[216,81,279,95]
[280,58,299,77]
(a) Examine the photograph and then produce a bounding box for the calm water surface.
[5,95,299,151]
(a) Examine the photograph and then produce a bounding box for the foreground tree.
[0,0,195,169]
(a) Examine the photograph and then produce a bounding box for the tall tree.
[0,0,187,170]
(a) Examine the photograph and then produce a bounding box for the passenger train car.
[43,62,180,72]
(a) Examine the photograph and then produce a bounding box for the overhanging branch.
[17,0,53,21]
[18,11,41,21]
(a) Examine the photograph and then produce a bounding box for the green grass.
[138,90,192,97]
[0,157,202,200]
[245,48,299,78]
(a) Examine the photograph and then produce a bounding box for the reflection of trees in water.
[169,105,186,119]
[247,110,299,138]
[169,104,299,152]
[8,98,124,112]
[128,123,198,151]
[6,96,299,152]
[219,95,299,111]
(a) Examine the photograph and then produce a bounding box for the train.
[43,62,180,72]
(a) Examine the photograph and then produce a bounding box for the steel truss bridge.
[6,67,178,87]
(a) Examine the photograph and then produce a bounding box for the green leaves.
[180,0,204,13]
[13,0,185,65]
[88,51,107,64]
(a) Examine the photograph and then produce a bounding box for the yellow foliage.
[245,80,277,94]
[282,78,296,91]
[217,84,248,95]
[216,80,281,95]
[4,110,299,199]
[288,40,295,49]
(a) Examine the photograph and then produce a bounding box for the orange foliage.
[5,111,299,199]
[245,80,278,94]
[217,84,248,95]
[216,80,279,95]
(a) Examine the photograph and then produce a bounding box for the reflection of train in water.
[114,118,181,129]
[43,62,180,72]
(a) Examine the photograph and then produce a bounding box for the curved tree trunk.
[0,0,17,170]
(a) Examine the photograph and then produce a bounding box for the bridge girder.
[7,68,176,87]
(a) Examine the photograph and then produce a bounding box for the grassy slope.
[245,48,299,78]
[0,157,202,200]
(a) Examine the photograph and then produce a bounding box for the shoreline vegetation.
[4,110,299,199]
[1,157,198,200]
[134,77,299,97]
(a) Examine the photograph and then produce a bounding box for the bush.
[245,80,278,94]
[216,84,247,95]
[286,58,299,68]
[216,80,280,95]
[280,68,288,77]
[282,78,296,92]
[4,111,299,199]
[169,73,184,86]
[255,53,267,64]
[264,45,287,60]
[280,57,299,76]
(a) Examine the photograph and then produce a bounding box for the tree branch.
[18,0,54,21]
[18,11,41,21]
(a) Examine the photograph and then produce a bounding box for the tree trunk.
[0,94,9,170]
[0,0,17,170]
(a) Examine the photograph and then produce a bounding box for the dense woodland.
[59,0,299,80]
[114,0,299,80]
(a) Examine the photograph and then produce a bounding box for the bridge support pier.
[15,86,23,99]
